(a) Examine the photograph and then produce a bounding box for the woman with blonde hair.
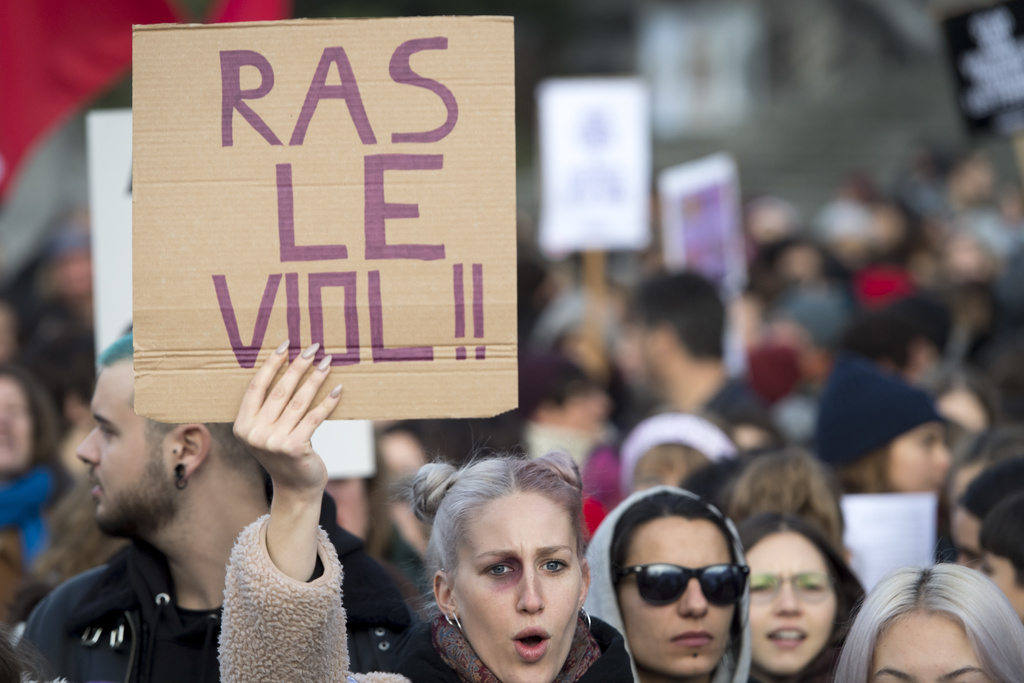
[219,346,633,682]
[728,449,845,553]
[834,564,1024,681]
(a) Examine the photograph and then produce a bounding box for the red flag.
[0,0,185,201]
[207,0,292,23]
[0,0,292,203]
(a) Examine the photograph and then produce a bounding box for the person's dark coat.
[24,494,411,683]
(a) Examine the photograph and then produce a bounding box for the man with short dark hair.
[629,272,762,423]
[24,333,410,682]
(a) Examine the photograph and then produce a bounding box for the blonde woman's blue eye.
[489,565,510,576]
[544,560,565,572]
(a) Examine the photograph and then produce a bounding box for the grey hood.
[584,485,751,683]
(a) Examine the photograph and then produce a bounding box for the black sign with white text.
[943,0,1024,135]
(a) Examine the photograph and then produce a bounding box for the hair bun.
[532,451,583,493]
[410,462,459,524]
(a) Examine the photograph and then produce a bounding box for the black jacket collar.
[319,492,413,630]
[65,492,413,634]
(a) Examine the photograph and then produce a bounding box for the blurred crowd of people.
[3,143,1024,683]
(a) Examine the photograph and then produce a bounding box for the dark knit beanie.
[960,458,1024,518]
[815,354,943,466]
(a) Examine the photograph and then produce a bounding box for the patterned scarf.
[431,613,601,683]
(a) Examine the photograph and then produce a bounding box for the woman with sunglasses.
[585,486,752,683]
[738,513,863,683]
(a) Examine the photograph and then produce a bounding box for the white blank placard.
[841,492,938,591]
[87,109,134,355]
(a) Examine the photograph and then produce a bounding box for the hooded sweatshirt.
[584,485,752,683]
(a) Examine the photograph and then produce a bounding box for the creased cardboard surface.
[133,17,516,422]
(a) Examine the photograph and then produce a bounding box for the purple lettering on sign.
[389,37,459,143]
[277,164,348,262]
[368,270,433,363]
[364,154,445,260]
[453,263,467,361]
[472,263,484,338]
[476,346,486,360]
[452,263,465,338]
[308,272,361,366]
[290,47,377,146]
[212,274,282,368]
[220,50,282,147]
[285,272,301,361]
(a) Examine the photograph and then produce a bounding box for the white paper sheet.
[313,420,376,480]
[87,109,134,355]
[841,492,938,591]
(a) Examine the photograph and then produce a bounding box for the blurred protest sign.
[941,1,1024,193]
[132,17,517,423]
[842,492,938,591]
[537,78,651,258]
[87,109,134,355]
[658,153,746,298]
[659,153,747,376]
[942,1,1024,136]
[637,3,762,139]
[88,109,375,477]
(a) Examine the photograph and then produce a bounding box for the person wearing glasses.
[585,486,752,683]
[737,513,863,683]
[219,348,634,682]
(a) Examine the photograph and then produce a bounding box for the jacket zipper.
[122,610,138,683]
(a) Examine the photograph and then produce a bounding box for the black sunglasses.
[615,563,749,606]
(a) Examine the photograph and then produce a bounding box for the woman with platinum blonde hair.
[398,452,632,681]
[833,564,1024,683]
[220,347,632,682]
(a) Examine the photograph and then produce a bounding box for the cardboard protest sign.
[88,109,377,477]
[132,17,517,423]
[658,153,746,298]
[536,78,651,257]
[942,1,1024,135]
[87,109,134,355]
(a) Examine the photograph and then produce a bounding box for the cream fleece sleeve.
[220,515,410,683]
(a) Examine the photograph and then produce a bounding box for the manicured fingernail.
[276,340,289,355]
[317,355,332,372]
[301,343,319,359]
[330,384,343,398]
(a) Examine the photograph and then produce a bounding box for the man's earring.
[174,463,188,490]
